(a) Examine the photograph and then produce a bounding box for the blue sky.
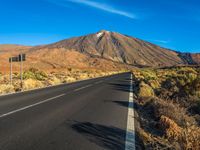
[0,0,199,53]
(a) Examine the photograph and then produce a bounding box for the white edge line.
[125,73,136,150]
[0,93,65,118]
[74,84,93,92]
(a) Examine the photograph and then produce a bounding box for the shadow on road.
[112,100,138,110]
[108,79,133,93]
[113,100,129,107]
[71,121,144,150]
[71,121,126,150]
[109,82,132,93]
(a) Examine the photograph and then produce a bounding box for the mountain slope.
[178,53,200,65]
[32,30,189,67]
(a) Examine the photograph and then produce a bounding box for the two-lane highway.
[0,73,135,150]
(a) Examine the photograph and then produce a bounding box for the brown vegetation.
[132,66,200,149]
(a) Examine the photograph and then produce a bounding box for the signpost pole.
[10,58,12,85]
[8,54,25,90]
[20,54,23,91]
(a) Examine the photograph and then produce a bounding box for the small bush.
[159,115,182,141]
[23,79,43,90]
[144,98,195,127]
[138,81,154,98]
[63,77,76,83]
[0,84,15,94]
[147,79,160,89]
[47,76,61,85]
[23,68,47,81]
[180,126,200,150]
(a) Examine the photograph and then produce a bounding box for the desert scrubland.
[132,66,200,149]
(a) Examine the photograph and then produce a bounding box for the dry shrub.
[190,76,200,97]
[145,98,196,127]
[138,128,152,144]
[194,114,200,124]
[23,79,43,90]
[134,67,200,149]
[0,84,15,94]
[159,115,182,141]
[143,100,200,149]
[23,68,47,81]
[148,79,160,89]
[78,74,89,80]
[63,77,77,83]
[48,76,61,85]
[87,74,96,78]
[138,81,155,98]
[180,126,200,150]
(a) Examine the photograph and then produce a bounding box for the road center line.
[74,84,92,92]
[125,74,136,150]
[95,81,103,84]
[0,94,66,119]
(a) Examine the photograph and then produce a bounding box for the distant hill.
[0,44,31,52]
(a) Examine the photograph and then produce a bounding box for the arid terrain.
[132,66,200,149]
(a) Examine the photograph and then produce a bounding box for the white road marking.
[125,74,136,150]
[0,94,66,118]
[74,84,92,92]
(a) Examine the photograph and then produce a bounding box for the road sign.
[9,57,19,62]
[19,54,26,61]
[9,54,26,63]
[8,53,26,90]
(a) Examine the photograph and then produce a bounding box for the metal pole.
[10,58,12,85]
[20,54,23,91]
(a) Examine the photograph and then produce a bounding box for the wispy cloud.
[152,39,170,44]
[154,40,170,44]
[48,0,136,19]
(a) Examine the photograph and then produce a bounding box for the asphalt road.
[0,72,134,150]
